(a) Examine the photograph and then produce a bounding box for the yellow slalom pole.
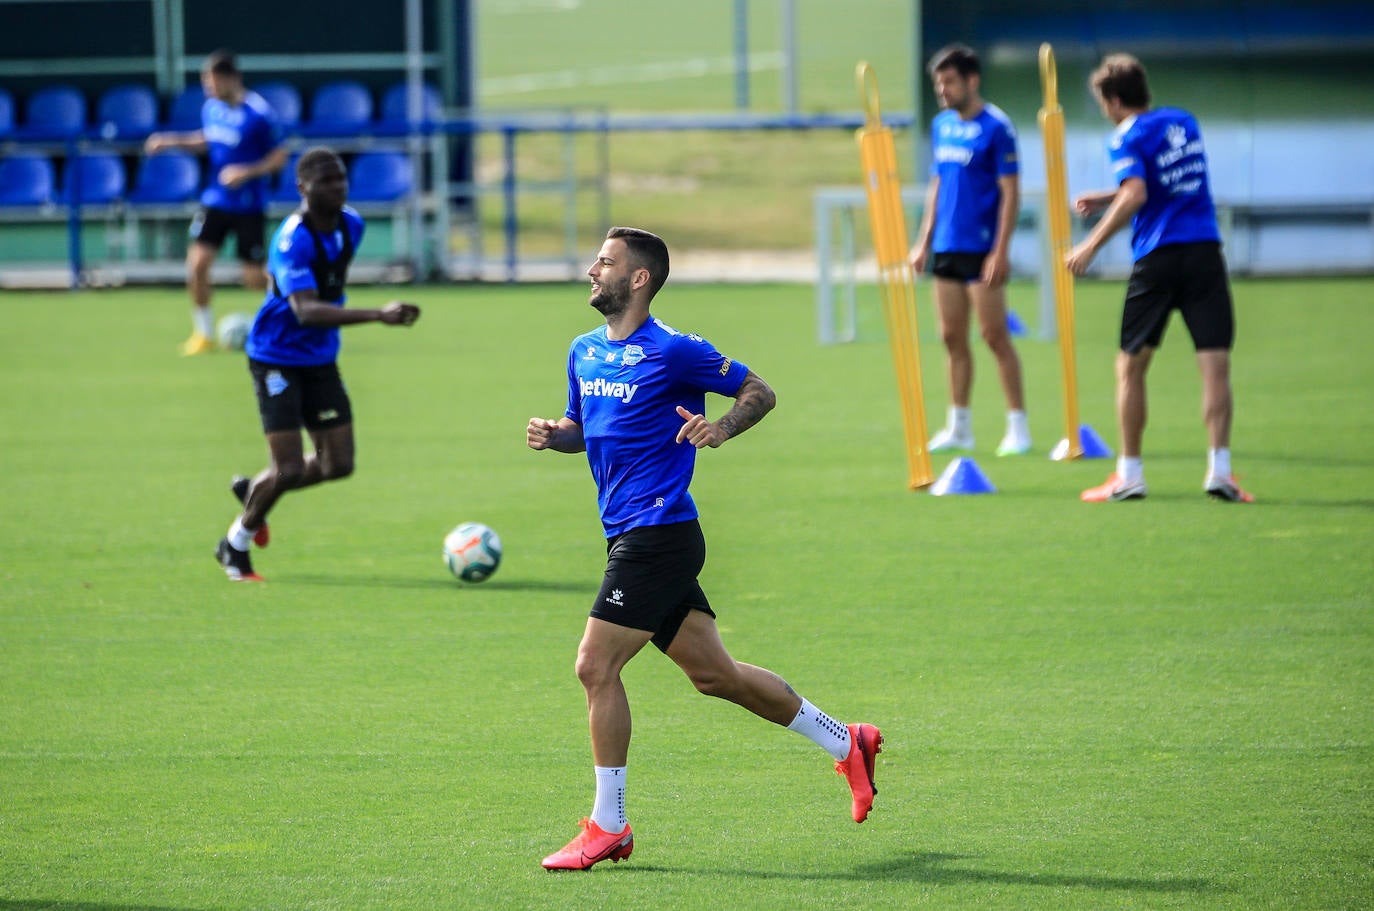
[1038,43,1084,460]
[855,62,933,490]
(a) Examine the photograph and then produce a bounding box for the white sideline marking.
[485,0,583,13]
[482,53,784,97]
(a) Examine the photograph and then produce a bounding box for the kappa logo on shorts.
[317,409,338,422]
[266,370,288,397]
[605,588,625,607]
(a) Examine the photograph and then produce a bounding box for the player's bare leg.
[930,280,975,450]
[972,281,1031,454]
[1197,348,1251,501]
[183,242,218,354]
[666,609,882,822]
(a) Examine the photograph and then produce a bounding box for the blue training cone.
[1050,423,1115,461]
[930,457,997,496]
[1078,424,1113,458]
[1005,309,1029,338]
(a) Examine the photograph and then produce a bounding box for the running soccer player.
[145,49,288,355]
[1065,54,1252,503]
[908,43,1031,456]
[527,226,883,871]
[215,147,421,582]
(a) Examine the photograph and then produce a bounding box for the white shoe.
[928,427,974,452]
[996,429,1032,457]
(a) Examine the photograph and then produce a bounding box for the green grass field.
[2,277,1371,910]
[473,0,1374,253]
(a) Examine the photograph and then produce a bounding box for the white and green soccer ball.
[443,521,502,583]
[216,312,252,351]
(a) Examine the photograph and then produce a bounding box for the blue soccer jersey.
[246,207,365,367]
[200,90,283,214]
[1108,107,1221,261]
[928,104,1019,254]
[564,317,749,537]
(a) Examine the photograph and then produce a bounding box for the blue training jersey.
[246,206,365,367]
[929,104,1019,254]
[1108,107,1221,261]
[564,317,749,537]
[200,90,283,213]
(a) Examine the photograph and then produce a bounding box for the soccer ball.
[216,312,252,350]
[443,522,502,583]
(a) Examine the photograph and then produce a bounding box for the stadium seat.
[0,88,14,138]
[271,152,304,203]
[62,153,126,205]
[25,85,87,136]
[166,86,204,130]
[379,82,442,127]
[348,151,413,202]
[309,81,373,130]
[128,151,201,204]
[255,81,302,127]
[96,84,159,139]
[0,154,56,206]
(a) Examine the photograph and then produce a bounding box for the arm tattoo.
[717,371,776,441]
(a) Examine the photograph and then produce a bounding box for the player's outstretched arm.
[287,292,420,327]
[528,416,585,453]
[675,370,776,449]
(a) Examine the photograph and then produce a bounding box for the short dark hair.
[1091,54,1152,109]
[606,226,669,298]
[203,49,240,78]
[927,43,980,79]
[297,146,344,183]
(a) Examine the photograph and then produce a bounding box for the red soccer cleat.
[1081,473,1148,503]
[835,723,883,823]
[1205,475,1254,503]
[541,818,634,871]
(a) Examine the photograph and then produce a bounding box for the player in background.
[215,148,420,582]
[1065,54,1252,503]
[145,49,288,355]
[527,226,883,871]
[908,43,1031,457]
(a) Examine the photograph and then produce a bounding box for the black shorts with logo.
[931,251,988,283]
[1121,241,1234,354]
[592,519,717,653]
[190,206,267,263]
[248,359,353,434]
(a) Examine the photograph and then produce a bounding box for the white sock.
[1118,456,1143,483]
[1209,448,1231,480]
[591,766,627,834]
[950,406,971,436]
[194,306,214,338]
[786,698,852,761]
[1006,409,1028,435]
[227,517,255,552]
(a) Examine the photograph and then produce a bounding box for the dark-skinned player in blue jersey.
[215,147,420,581]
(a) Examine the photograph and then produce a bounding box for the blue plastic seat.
[0,88,14,138]
[0,154,56,206]
[348,151,413,202]
[309,81,373,129]
[166,86,205,130]
[97,84,159,139]
[62,154,126,204]
[271,152,304,203]
[255,81,302,128]
[26,85,87,135]
[129,151,201,204]
[379,82,442,126]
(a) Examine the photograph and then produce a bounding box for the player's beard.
[589,275,632,319]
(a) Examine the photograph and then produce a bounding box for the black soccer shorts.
[931,251,989,283]
[1121,241,1234,353]
[248,359,353,434]
[189,206,268,263]
[592,519,717,653]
